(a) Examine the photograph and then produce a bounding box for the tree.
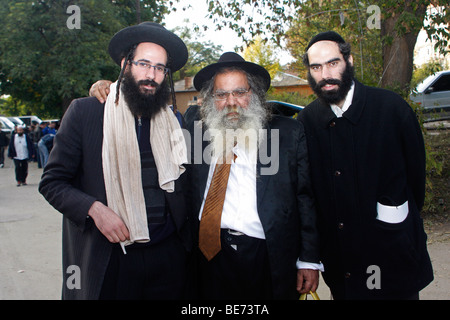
[411,58,447,90]
[114,0,170,25]
[0,0,170,117]
[242,36,281,79]
[284,1,383,87]
[172,23,223,80]
[205,0,449,93]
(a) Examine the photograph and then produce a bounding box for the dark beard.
[308,62,354,105]
[120,69,170,119]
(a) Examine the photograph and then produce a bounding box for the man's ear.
[120,58,127,69]
[348,54,354,66]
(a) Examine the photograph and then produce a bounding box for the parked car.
[0,116,15,139]
[7,117,28,133]
[19,115,42,127]
[8,116,25,125]
[410,70,450,112]
[266,100,304,118]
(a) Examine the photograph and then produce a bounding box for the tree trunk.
[136,0,141,24]
[380,2,427,93]
[62,97,73,116]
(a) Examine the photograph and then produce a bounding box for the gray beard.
[201,94,267,158]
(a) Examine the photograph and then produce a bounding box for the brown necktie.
[199,157,234,261]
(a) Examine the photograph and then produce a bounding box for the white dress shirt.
[14,134,29,160]
[199,143,264,239]
[199,143,324,271]
[330,82,355,117]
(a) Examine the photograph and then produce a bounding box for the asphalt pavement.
[0,155,449,300]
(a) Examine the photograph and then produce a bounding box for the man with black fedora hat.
[298,31,433,299]
[186,52,322,299]
[39,22,194,299]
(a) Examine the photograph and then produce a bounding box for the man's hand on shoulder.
[89,80,113,103]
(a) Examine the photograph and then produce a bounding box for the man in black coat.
[187,52,322,299]
[8,125,35,186]
[39,22,193,299]
[0,124,10,168]
[298,31,433,299]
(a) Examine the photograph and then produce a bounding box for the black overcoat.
[39,97,192,299]
[298,80,433,299]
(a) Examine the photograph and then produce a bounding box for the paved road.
[0,156,448,300]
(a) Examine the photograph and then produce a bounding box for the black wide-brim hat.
[108,22,188,72]
[193,52,271,92]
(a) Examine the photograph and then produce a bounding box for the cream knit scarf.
[102,81,187,252]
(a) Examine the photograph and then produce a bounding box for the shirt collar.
[330,81,355,118]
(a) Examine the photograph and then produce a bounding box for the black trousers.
[198,229,273,300]
[0,146,5,165]
[99,233,188,300]
[13,159,28,183]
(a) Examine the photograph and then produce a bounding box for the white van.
[410,70,450,111]
[0,116,15,139]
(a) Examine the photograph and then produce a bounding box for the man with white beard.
[199,66,268,164]
[187,52,322,299]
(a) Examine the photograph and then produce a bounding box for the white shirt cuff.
[296,259,325,272]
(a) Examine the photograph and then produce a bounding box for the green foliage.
[205,0,448,91]
[242,36,282,79]
[0,95,29,116]
[0,0,170,117]
[285,1,383,87]
[411,59,447,91]
[266,90,315,107]
[407,97,445,215]
[172,23,223,80]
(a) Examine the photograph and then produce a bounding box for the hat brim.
[108,23,188,72]
[193,61,271,92]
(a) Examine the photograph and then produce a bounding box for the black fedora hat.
[108,22,188,72]
[193,52,271,92]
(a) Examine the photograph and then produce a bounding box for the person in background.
[298,31,433,299]
[183,96,203,128]
[29,121,40,166]
[38,132,55,168]
[0,122,9,168]
[42,121,57,136]
[8,125,35,186]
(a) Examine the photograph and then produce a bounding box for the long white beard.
[202,95,267,160]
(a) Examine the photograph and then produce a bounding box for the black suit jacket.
[298,80,433,299]
[187,115,320,299]
[39,97,192,299]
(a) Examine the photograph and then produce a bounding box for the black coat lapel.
[257,124,273,208]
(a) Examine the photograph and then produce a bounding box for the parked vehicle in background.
[266,100,304,118]
[7,116,26,128]
[19,115,42,127]
[0,116,15,139]
[410,70,450,112]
